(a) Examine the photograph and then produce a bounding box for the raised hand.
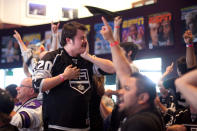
[183,30,193,44]
[13,30,27,51]
[13,30,23,43]
[100,16,114,42]
[51,22,60,35]
[62,65,80,80]
[165,62,174,74]
[114,16,122,42]
[80,41,89,58]
[114,16,122,27]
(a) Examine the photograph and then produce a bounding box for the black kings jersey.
[32,48,100,129]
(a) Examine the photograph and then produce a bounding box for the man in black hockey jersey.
[32,21,115,131]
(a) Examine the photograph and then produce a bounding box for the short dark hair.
[176,56,187,75]
[0,89,14,123]
[60,21,87,47]
[131,73,156,106]
[120,42,139,60]
[5,84,17,99]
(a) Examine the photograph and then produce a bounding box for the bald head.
[21,77,33,87]
[16,77,38,104]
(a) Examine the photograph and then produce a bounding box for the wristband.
[115,26,120,28]
[19,39,23,44]
[110,41,119,47]
[59,74,64,82]
[186,43,193,47]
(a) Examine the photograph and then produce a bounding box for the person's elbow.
[108,67,116,74]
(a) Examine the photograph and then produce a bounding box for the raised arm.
[23,62,32,77]
[158,62,174,87]
[100,16,131,83]
[13,30,27,52]
[113,16,122,43]
[80,41,115,74]
[161,62,174,81]
[184,30,197,68]
[175,69,197,110]
[50,22,60,51]
[14,30,34,76]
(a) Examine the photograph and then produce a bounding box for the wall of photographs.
[0,0,197,77]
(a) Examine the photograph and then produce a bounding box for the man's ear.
[29,88,35,96]
[66,38,72,44]
[127,50,133,57]
[138,93,149,104]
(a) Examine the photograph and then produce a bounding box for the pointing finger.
[14,30,18,34]
[57,22,60,28]
[171,62,174,67]
[102,16,109,26]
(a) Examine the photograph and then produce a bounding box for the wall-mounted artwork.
[23,33,41,46]
[122,17,145,50]
[94,22,114,55]
[148,12,174,49]
[62,8,78,19]
[27,0,46,18]
[181,6,197,42]
[1,36,21,64]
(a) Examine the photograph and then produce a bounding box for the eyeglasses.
[19,85,32,88]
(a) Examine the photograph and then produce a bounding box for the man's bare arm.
[184,30,197,68]
[39,65,80,92]
[113,16,122,43]
[175,69,197,110]
[50,22,60,51]
[81,41,115,74]
[100,16,131,84]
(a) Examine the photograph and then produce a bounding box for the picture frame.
[62,7,78,19]
[26,0,46,18]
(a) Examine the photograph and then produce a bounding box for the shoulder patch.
[24,100,41,109]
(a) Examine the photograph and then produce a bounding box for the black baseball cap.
[5,84,17,98]
[0,88,14,114]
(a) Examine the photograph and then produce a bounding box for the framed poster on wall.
[0,36,21,64]
[27,0,46,18]
[148,12,174,49]
[181,6,197,43]
[62,8,78,19]
[122,17,146,50]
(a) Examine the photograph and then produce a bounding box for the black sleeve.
[32,52,55,92]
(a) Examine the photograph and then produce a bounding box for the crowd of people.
[0,14,197,131]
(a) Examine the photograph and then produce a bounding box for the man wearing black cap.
[0,88,18,131]
[6,84,18,104]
